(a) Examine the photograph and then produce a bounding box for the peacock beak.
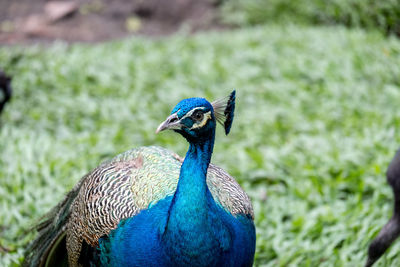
[156,113,181,134]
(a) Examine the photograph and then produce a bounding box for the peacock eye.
[192,110,204,121]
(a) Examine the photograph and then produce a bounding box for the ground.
[0,0,225,44]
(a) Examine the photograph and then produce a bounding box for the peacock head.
[156,90,236,142]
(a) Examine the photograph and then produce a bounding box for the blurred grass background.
[221,0,400,36]
[1,1,400,266]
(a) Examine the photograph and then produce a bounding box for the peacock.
[23,90,256,267]
[366,149,400,267]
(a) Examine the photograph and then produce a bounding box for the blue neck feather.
[161,127,222,264]
[168,129,214,221]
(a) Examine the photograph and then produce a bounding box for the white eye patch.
[180,107,206,121]
[190,111,212,130]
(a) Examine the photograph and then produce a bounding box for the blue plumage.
[24,91,255,267]
[172,97,213,118]
[100,195,255,267]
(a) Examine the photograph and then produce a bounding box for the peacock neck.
[178,138,214,197]
[170,131,215,221]
[161,130,218,262]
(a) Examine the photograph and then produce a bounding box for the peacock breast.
[98,191,255,267]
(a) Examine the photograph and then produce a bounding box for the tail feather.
[23,175,87,267]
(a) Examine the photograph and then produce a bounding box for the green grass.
[1,24,400,266]
[221,0,400,36]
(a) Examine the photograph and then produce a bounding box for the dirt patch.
[0,0,227,44]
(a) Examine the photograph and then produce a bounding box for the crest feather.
[211,90,236,135]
